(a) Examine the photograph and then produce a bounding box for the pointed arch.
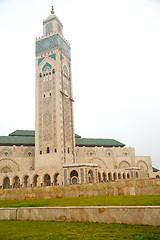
[53,172,60,186]
[0,159,19,173]
[3,177,10,189]
[118,161,131,169]
[88,169,94,183]
[63,65,69,77]
[42,62,52,72]
[43,173,51,186]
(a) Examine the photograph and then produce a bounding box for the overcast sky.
[0,0,160,170]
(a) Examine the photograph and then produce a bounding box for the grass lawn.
[0,195,160,208]
[0,220,159,240]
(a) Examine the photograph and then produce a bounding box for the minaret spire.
[51,5,54,14]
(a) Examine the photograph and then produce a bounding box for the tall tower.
[35,7,75,176]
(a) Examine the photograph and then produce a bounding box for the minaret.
[35,6,75,177]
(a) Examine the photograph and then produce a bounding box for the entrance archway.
[3,177,10,189]
[54,173,59,185]
[23,175,29,188]
[103,172,107,182]
[44,174,51,186]
[33,175,39,187]
[108,172,112,181]
[13,176,20,188]
[118,173,121,180]
[70,170,78,184]
[88,170,94,183]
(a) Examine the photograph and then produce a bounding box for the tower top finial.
[51,5,54,14]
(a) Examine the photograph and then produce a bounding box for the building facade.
[0,8,154,189]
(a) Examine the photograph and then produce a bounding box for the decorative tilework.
[0,147,12,157]
[67,61,71,68]
[80,168,84,184]
[60,55,64,61]
[42,62,51,72]
[43,17,63,28]
[63,65,68,75]
[46,23,52,35]
[49,54,56,60]
[36,34,70,59]
[64,169,67,185]
[38,57,45,66]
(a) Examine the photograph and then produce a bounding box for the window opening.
[47,147,50,154]
[5,152,8,157]
[28,152,31,157]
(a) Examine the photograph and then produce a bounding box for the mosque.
[0,7,154,189]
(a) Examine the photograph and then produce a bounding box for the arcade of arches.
[1,168,141,189]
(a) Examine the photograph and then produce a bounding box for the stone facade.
[0,8,155,189]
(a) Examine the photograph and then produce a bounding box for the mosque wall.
[0,146,34,173]
[0,144,154,189]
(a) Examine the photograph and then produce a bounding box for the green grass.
[0,220,159,240]
[0,195,160,208]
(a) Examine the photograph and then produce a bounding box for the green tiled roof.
[9,130,35,137]
[0,136,35,146]
[153,167,159,172]
[75,138,125,147]
[0,130,125,147]
[75,134,81,138]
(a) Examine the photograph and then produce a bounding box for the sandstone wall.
[0,206,159,226]
[0,178,159,201]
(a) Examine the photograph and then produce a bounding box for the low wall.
[0,206,159,226]
[0,178,159,200]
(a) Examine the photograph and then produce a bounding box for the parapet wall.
[0,178,159,201]
[0,206,159,226]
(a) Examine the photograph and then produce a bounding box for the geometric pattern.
[36,34,70,59]
[42,62,52,72]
